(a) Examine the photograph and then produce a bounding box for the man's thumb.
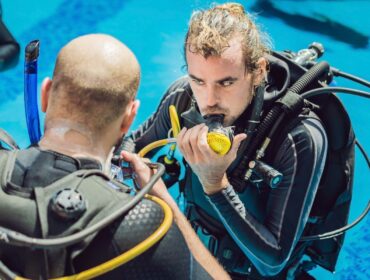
[120,150,134,162]
[230,133,247,153]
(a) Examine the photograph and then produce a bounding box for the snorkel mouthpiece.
[25,40,40,62]
[204,114,233,156]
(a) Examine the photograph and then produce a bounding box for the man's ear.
[253,57,267,86]
[120,100,140,134]
[41,77,53,113]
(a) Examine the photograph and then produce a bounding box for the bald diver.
[0,34,229,279]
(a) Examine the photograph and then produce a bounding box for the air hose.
[138,138,176,158]
[138,106,179,159]
[230,83,266,175]
[155,106,182,187]
[138,104,236,159]
[230,61,330,191]
[249,61,330,159]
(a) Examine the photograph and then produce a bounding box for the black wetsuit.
[0,147,211,280]
[124,77,328,279]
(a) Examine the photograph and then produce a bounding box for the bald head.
[47,34,140,132]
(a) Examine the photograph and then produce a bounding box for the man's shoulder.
[163,77,192,102]
[286,112,327,140]
[268,111,327,161]
[158,76,193,114]
[166,76,191,95]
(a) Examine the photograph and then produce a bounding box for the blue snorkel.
[24,40,41,145]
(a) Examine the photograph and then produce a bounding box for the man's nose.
[205,86,218,107]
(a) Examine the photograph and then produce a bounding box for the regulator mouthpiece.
[204,114,234,156]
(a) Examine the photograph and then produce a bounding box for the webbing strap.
[0,128,19,150]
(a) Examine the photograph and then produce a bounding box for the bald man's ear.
[120,100,140,134]
[252,57,267,86]
[41,77,53,113]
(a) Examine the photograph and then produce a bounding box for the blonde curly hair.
[185,3,271,71]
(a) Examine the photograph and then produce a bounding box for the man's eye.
[220,80,233,87]
[192,79,204,85]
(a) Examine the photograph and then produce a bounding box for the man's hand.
[121,150,230,279]
[120,151,172,201]
[176,124,246,195]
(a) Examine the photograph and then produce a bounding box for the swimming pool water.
[0,0,369,279]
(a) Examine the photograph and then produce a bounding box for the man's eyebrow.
[189,74,239,83]
[215,76,238,83]
[189,74,203,81]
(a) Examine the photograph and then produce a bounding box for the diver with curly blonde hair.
[120,3,330,279]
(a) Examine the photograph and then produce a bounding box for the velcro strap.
[277,91,304,115]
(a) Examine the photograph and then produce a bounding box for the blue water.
[0,0,369,279]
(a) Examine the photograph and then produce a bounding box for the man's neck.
[38,119,111,168]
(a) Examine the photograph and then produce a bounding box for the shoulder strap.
[0,128,19,150]
[0,149,19,193]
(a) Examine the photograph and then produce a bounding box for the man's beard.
[201,106,229,121]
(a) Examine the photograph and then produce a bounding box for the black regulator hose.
[231,62,331,190]
[302,86,370,99]
[331,68,370,88]
[229,83,265,179]
[245,83,266,136]
[301,139,370,241]
[254,61,330,155]
[289,61,330,93]
[250,107,281,156]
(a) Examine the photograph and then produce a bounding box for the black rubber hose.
[229,92,281,187]
[301,140,370,241]
[302,87,370,99]
[245,83,265,135]
[231,62,332,189]
[0,260,16,280]
[245,106,282,159]
[250,61,331,155]
[230,106,282,185]
[331,68,370,88]
[288,61,330,95]
[250,62,330,156]
[235,83,266,165]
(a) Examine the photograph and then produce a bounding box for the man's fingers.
[120,150,134,162]
[230,133,247,154]
[120,150,146,171]
[198,124,212,156]
[176,127,187,152]
[178,126,205,162]
[141,157,152,164]
[189,124,207,160]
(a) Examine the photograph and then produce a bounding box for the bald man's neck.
[39,119,110,167]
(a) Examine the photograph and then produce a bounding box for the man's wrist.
[203,175,229,195]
